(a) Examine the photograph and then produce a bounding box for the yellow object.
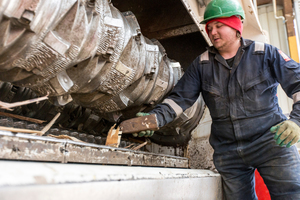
[288,36,299,63]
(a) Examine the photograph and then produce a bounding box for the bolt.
[12,145,20,152]
[63,77,68,83]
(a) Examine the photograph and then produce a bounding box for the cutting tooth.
[0,19,26,54]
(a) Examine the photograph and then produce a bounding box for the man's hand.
[132,112,155,137]
[270,120,300,148]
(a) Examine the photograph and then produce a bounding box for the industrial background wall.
[295,0,300,60]
[258,4,294,115]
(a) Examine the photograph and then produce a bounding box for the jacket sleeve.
[149,56,202,127]
[268,45,300,126]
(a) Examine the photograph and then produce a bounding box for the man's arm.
[269,45,300,147]
[269,45,300,125]
[149,56,203,128]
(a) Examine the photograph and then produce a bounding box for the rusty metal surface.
[146,24,200,40]
[0,130,188,168]
[119,114,159,134]
[0,134,64,162]
[180,0,211,45]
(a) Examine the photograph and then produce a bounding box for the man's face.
[206,21,238,51]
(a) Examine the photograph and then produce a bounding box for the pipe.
[272,0,285,21]
[253,0,258,17]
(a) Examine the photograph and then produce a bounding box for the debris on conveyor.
[131,141,148,151]
[105,124,122,147]
[0,94,48,111]
[0,96,150,150]
[0,112,60,136]
[0,81,205,147]
[0,111,144,151]
[105,123,149,150]
[0,126,46,136]
[0,116,145,151]
[0,111,45,124]
[47,134,85,143]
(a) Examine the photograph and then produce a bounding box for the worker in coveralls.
[133,0,300,199]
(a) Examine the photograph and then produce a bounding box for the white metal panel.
[258,4,293,115]
[268,10,282,49]
[258,5,289,53]
[0,161,223,200]
[180,0,211,45]
[192,107,212,138]
[295,0,300,38]
[257,7,270,43]
[1,179,222,200]
[238,0,268,42]
[295,0,300,60]
[276,10,290,55]
[277,85,293,116]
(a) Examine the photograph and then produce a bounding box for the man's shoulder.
[186,53,209,72]
[199,50,209,62]
[242,38,270,54]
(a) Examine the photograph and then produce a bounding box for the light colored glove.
[132,112,155,137]
[270,120,300,148]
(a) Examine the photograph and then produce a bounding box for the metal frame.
[0,130,188,168]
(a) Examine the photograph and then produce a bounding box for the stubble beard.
[214,36,239,53]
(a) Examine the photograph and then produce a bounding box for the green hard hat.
[200,0,245,24]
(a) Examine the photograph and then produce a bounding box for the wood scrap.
[132,141,148,151]
[105,124,122,147]
[106,143,118,147]
[124,143,135,149]
[127,137,146,144]
[0,126,44,135]
[0,111,46,124]
[40,113,60,135]
[0,94,48,110]
[0,113,60,136]
[47,134,85,143]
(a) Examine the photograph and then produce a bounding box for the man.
[134,0,300,199]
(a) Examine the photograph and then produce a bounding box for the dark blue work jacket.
[150,38,300,153]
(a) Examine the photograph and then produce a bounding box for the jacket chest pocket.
[202,83,229,119]
[242,71,277,115]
